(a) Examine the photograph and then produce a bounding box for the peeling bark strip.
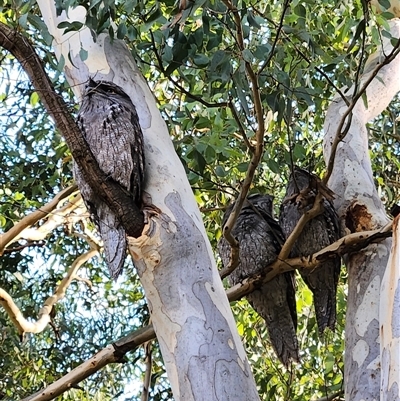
[0,23,144,238]
[323,19,400,401]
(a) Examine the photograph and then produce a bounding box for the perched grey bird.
[74,79,145,279]
[218,194,299,366]
[279,168,341,334]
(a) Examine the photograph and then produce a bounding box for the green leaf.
[108,25,114,40]
[237,162,248,172]
[254,44,271,60]
[19,13,28,29]
[146,7,162,23]
[293,143,306,160]
[391,37,400,47]
[57,21,83,34]
[242,49,253,63]
[266,159,280,174]
[347,19,365,53]
[215,165,227,177]
[79,47,88,61]
[210,50,227,71]
[127,26,137,40]
[56,54,65,72]
[362,91,368,109]
[89,0,103,10]
[192,149,206,174]
[193,54,209,67]
[30,91,39,107]
[247,11,261,29]
[378,0,391,9]
[117,22,127,39]
[67,50,78,68]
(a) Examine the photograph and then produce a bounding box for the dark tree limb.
[0,23,144,237]
[21,325,156,401]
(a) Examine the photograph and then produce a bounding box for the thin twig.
[229,100,254,152]
[315,390,344,401]
[169,76,229,108]
[141,341,153,401]
[324,38,400,184]
[220,0,265,276]
[2,241,46,253]
[259,0,290,74]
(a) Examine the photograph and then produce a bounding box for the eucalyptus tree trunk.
[323,19,400,401]
[36,2,260,400]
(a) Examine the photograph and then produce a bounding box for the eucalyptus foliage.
[0,0,398,399]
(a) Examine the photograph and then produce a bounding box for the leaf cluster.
[0,0,399,399]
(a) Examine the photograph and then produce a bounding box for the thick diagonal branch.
[0,23,144,237]
[21,325,155,401]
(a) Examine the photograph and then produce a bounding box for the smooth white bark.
[381,217,400,401]
[37,2,259,400]
[323,19,400,401]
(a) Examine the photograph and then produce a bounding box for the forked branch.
[220,0,266,276]
[0,248,98,336]
[0,185,78,254]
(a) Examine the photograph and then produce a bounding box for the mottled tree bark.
[324,19,400,401]
[36,2,260,400]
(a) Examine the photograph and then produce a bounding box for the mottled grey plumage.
[73,79,145,279]
[279,168,340,334]
[218,194,299,366]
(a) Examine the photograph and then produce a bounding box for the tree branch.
[0,23,144,237]
[0,185,78,254]
[324,37,400,184]
[220,0,265,276]
[258,0,290,74]
[21,325,156,401]
[20,220,392,400]
[0,248,98,336]
[141,341,153,401]
[227,222,392,302]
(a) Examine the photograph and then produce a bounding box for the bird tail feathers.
[98,216,127,280]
